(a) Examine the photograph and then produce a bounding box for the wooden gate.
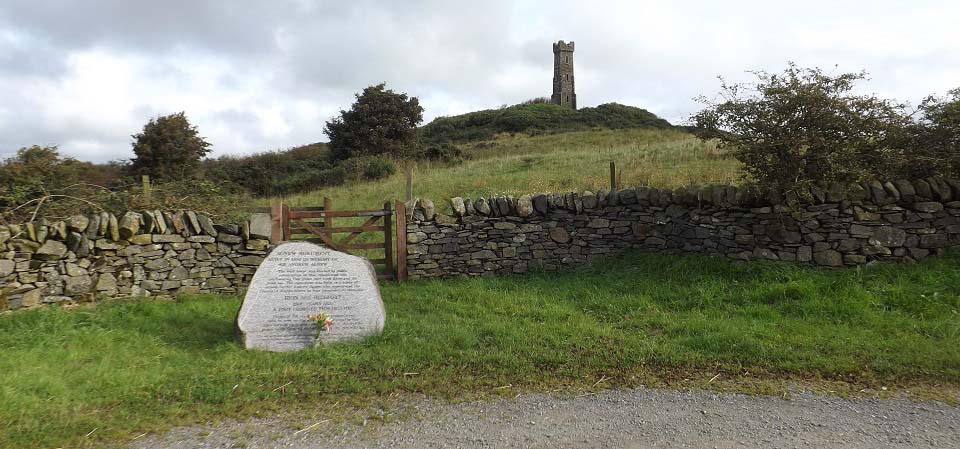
[269,198,406,280]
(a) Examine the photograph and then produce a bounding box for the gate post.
[281,202,291,241]
[383,201,394,280]
[270,200,284,244]
[394,200,407,281]
[323,197,333,229]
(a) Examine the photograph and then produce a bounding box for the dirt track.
[132,387,960,449]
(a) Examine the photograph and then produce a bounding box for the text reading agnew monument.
[235,242,385,352]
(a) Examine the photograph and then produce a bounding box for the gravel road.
[131,387,960,449]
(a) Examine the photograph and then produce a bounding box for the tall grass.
[259,128,740,213]
[1,251,958,448]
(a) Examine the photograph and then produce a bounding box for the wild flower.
[307,312,333,333]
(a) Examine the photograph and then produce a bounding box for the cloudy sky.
[0,0,957,162]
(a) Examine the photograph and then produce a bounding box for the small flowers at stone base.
[307,312,333,333]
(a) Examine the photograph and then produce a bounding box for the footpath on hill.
[132,387,959,449]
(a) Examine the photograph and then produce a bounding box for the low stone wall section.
[404,179,960,279]
[0,210,275,312]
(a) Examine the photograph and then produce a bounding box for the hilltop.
[421,101,673,144]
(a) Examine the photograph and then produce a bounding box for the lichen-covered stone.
[475,198,491,216]
[64,275,93,295]
[96,273,118,295]
[0,259,14,277]
[913,202,944,213]
[118,212,141,240]
[450,197,466,217]
[35,240,68,260]
[813,250,843,267]
[549,227,570,243]
[869,226,906,247]
[197,214,218,237]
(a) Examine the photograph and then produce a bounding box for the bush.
[339,156,396,181]
[902,89,960,178]
[421,102,671,144]
[203,143,334,197]
[690,64,914,193]
[0,146,129,222]
[417,142,465,164]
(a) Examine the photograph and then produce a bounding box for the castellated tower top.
[553,40,575,52]
[551,40,576,110]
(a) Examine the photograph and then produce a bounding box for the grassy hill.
[264,127,741,213]
[421,102,673,144]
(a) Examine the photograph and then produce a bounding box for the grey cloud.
[1,0,958,162]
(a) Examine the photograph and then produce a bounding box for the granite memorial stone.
[236,242,385,351]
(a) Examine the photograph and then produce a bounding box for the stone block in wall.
[188,235,216,244]
[450,197,466,217]
[34,240,67,260]
[912,202,944,213]
[475,198,491,216]
[234,255,264,266]
[217,234,243,244]
[813,250,843,267]
[153,234,185,243]
[532,194,549,215]
[196,214,218,237]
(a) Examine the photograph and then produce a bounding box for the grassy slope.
[2,251,959,448]
[262,128,741,213]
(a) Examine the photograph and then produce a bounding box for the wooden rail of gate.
[268,198,400,280]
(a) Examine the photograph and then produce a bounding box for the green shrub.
[691,64,960,193]
[0,146,128,222]
[690,64,914,193]
[417,142,465,164]
[204,143,334,197]
[902,88,960,178]
[339,156,396,180]
[421,102,671,144]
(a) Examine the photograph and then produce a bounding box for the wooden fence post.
[383,201,394,280]
[609,160,617,190]
[281,203,291,241]
[395,200,407,281]
[323,196,333,229]
[405,165,413,202]
[270,200,283,244]
[142,175,151,201]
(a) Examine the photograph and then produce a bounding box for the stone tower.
[551,40,576,109]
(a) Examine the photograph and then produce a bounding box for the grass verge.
[1,251,959,448]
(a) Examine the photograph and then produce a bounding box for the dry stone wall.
[404,179,960,279]
[0,210,274,312]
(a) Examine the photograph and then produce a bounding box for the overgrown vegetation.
[202,143,397,197]
[903,88,960,178]
[0,146,124,219]
[0,145,244,224]
[2,251,958,448]
[691,64,960,193]
[422,102,673,144]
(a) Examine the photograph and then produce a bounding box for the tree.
[324,83,423,161]
[903,88,960,178]
[690,64,911,193]
[130,112,211,180]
